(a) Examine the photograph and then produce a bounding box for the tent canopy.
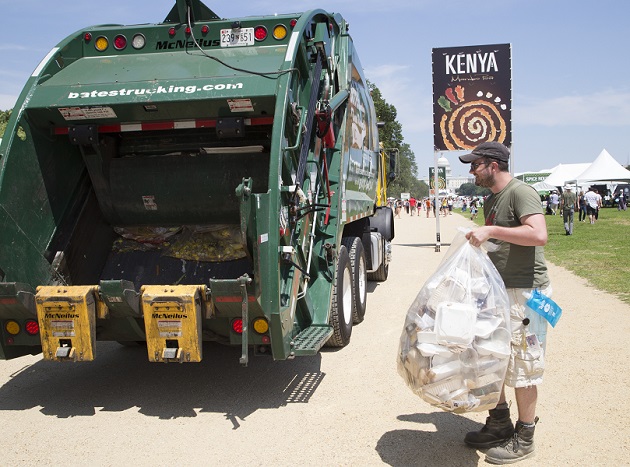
[574,149,630,183]
[543,163,591,187]
[532,180,557,192]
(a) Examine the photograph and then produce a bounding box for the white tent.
[543,163,591,187]
[574,149,630,183]
[532,180,557,192]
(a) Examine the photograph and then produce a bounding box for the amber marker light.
[4,320,20,336]
[252,317,269,334]
[95,36,109,52]
[272,24,287,40]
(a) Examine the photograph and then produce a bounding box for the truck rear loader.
[0,0,396,365]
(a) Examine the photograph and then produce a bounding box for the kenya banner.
[432,44,512,151]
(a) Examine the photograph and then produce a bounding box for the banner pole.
[434,150,441,252]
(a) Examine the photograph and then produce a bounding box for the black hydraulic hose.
[296,48,324,185]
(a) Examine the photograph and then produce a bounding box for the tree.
[0,109,11,139]
[369,83,425,198]
[456,182,490,197]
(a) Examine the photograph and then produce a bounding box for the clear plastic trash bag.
[397,229,511,413]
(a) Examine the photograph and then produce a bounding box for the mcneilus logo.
[67,83,244,99]
[45,313,79,319]
[152,313,189,319]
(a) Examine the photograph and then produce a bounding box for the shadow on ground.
[376,412,484,466]
[397,243,453,249]
[0,342,323,424]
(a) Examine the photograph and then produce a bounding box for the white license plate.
[220,28,255,47]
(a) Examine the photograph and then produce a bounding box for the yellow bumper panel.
[35,286,98,362]
[141,285,204,363]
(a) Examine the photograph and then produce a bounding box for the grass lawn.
[470,207,630,304]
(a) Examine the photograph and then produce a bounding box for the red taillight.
[84,32,92,42]
[113,35,127,50]
[290,19,298,29]
[201,25,209,34]
[231,318,243,334]
[169,27,176,37]
[25,320,39,336]
[185,26,192,36]
[254,26,267,41]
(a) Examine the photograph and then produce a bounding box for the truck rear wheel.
[342,236,367,324]
[325,245,353,347]
[368,236,389,282]
[368,260,389,282]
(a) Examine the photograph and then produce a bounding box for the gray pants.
[563,208,574,235]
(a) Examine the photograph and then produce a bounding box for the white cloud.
[366,63,433,142]
[516,90,630,126]
[0,95,17,111]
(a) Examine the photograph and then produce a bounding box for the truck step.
[291,325,333,356]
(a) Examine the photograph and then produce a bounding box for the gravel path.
[0,211,628,466]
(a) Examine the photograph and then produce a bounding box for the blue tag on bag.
[526,289,562,327]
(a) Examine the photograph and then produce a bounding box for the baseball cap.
[459,141,510,163]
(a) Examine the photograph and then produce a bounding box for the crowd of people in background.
[387,195,485,220]
[543,185,628,226]
[387,184,627,231]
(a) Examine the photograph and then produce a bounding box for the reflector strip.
[347,211,373,223]
[54,117,274,135]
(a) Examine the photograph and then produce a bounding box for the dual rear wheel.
[326,236,367,347]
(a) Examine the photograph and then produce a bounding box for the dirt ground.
[0,211,628,466]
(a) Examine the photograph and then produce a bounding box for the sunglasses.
[470,161,489,171]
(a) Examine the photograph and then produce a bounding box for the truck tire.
[325,245,353,347]
[342,236,367,324]
[368,258,389,282]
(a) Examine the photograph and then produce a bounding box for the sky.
[2,0,630,177]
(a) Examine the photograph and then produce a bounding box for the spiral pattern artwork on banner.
[439,88,508,151]
[429,176,447,190]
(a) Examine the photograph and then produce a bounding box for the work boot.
[485,417,538,464]
[464,406,514,449]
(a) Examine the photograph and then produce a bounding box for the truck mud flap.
[36,286,100,362]
[141,285,205,363]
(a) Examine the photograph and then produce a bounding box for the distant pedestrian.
[616,190,627,211]
[470,198,478,221]
[583,187,601,224]
[409,197,417,216]
[560,185,577,235]
[395,200,402,218]
[549,191,559,215]
[577,190,587,222]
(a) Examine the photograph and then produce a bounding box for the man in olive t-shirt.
[560,185,577,235]
[459,142,551,465]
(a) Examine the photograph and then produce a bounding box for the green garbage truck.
[0,0,396,365]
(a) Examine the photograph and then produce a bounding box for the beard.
[474,171,494,188]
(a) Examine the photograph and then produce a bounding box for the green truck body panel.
[0,1,394,363]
